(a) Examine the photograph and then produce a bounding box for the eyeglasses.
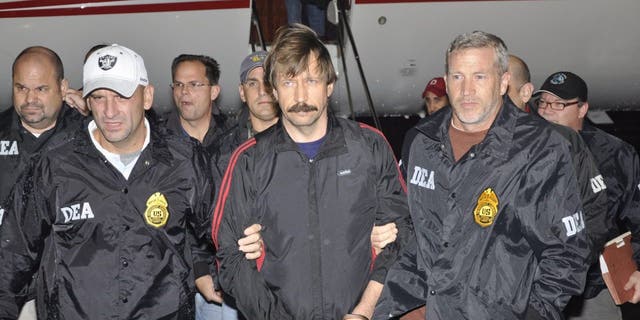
[536,99,580,111]
[170,81,213,91]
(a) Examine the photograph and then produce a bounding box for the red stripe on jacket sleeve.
[211,138,257,249]
[256,243,266,271]
[358,123,407,193]
[370,246,378,272]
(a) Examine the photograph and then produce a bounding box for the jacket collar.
[580,121,597,134]
[6,107,21,132]
[165,106,228,144]
[272,112,348,159]
[74,116,174,167]
[415,96,518,161]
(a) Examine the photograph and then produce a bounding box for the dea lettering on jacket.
[562,210,586,237]
[409,165,435,190]
[59,202,95,224]
[589,174,606,193]
[0,140,18,155]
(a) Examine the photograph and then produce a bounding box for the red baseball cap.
[422,77,446,98]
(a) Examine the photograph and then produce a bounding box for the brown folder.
[600,231,637,304]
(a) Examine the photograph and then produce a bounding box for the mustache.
[19,102,44,111]
[287,103,318,113]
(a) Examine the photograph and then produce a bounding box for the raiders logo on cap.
[98,55,117,71]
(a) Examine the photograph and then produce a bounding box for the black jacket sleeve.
[212,144,293,320]
[372,234,426,320]
[0,156,51,318]
[365,128,412,284]
[616,146,640,266]
[189,143,216,280]
[519,141,590,319]
[399,119,429,180]
[563,127,610,261]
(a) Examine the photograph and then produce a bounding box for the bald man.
[507,54,535,111]
[507,55,610,261]
[0,46,83,320]
[1,46,82,223]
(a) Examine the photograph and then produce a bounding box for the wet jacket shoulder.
[547,122,610,261]
[212,114,410,319]
[207,107,248,185]
[379,99,589,320]
[0,118,213,319]
[580,123,640,265]
[0,104,83,205]
[399,107,450,179]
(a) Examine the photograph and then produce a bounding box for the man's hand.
[344,281,383,320]
[371,222,397,255]
[624,270,640,303]
[238,224,263,260]
[195,275,223,303]
[64,88,90,116]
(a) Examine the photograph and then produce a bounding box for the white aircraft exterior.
[1,0,639,117]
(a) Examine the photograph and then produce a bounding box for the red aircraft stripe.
[0,0,249,18]
[356,0,518,3]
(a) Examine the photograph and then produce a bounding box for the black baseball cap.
[534,71,588,101]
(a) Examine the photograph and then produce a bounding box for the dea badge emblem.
[144,192,169,228]
[473,188,499,227]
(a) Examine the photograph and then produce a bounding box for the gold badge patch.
[144,192,169,228]
[473,188,499,227]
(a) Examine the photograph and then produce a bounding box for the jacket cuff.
[193,261,210,279]
[369,265,388,284]
[524,306,544,320]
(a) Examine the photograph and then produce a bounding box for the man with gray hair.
[375,31,590,319]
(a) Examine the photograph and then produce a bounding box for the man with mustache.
[0,46,83,320]
[212,24,410,319]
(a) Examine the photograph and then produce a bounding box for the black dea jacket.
[212,115,411,319]
[580,122,640,298]
[0,104,82,206]
[0,118,213,319]
[375,98,590,320]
